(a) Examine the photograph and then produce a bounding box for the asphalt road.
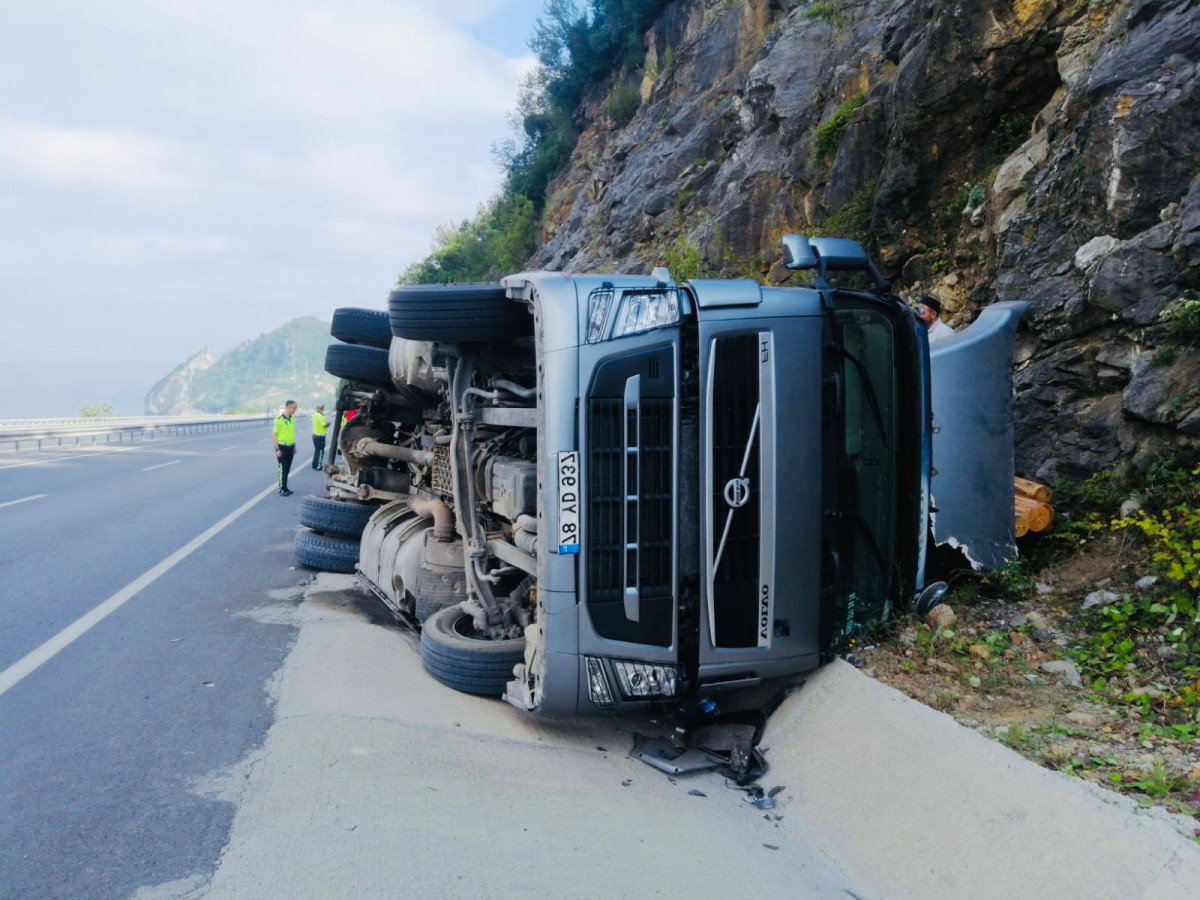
[0,425,863,900]
[0,425,321,899]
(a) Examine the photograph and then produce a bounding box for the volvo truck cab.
[336,235,1025,715]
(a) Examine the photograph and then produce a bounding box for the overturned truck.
[317,236,1026,715]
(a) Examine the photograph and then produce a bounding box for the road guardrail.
[0,414,299,453]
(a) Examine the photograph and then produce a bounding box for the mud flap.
[929,301,1029,570]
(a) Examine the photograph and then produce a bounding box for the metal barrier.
[0,415,289,453]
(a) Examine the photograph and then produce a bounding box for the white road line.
[0,483,278,698]
[143,460,181,471]
[219,445,239,451]
[0,493,47,510]
[0,430,268,471]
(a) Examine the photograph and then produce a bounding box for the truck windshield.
[829,299,902,642]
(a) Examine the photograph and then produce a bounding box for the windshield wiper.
[827,344,889,450]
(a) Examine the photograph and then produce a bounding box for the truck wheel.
[331,307,392,349]
[388,283,532,342]
[324,343,391,386]
[294,529,359,573]
[420,604,525,696]
[299,495,375,537]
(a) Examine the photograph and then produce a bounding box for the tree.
[78,403,116,418]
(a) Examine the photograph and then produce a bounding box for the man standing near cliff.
[273,400,297,496]
[311,403,328,471]
[915,295,956,345]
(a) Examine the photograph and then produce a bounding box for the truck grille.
[587,384,673,647]
[710,335,762,648]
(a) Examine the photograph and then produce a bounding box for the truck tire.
[388,283,532,342]
[324,343,391,386]
[294,529,359,573]
[331,307,392,349]
[420,604,526,696]
[299,495,375,537]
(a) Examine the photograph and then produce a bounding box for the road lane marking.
[0,494,47,509]
[219,445,239,451]
[0,430,269,471]
[0,483,277,697]
[143,460,181,471]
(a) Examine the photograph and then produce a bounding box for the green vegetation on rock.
[607,83,642,127]
[812,92,865,161]
[802,2,840,25]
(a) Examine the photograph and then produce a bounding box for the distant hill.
[146,316,337,414]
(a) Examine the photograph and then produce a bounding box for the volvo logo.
[723,477,751,509]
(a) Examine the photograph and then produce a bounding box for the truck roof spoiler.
[781,234,891,293]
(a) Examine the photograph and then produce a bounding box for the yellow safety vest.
[312,412,328,436]
[273,415,296,445]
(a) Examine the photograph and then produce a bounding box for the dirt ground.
[856,536,1200,831]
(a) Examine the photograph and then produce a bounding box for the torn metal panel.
[929,301,1028,571]
[629,734,720,775]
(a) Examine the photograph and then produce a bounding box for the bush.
[399,194,538,284]
[662,238,704,282]
[812,93,866,161]
[78,403,115,417]
[802,2,839,24]
[607,83,641,128]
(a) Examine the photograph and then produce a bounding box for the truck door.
[927,302,1029,571]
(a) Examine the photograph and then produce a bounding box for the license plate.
[557,451,580,554]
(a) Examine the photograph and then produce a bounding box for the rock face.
[144,349,215,415]
[531,0,1200,479]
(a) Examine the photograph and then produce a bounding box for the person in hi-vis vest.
[311,404,328,470]
[272,401,298,496]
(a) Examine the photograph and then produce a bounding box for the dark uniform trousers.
[312,435,326,470]
[277,444,295,491]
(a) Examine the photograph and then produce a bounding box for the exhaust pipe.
[409,498,454,542]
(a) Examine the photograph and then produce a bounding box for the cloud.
[0,122,181,191]
[0,0,544,416]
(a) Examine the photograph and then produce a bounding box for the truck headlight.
[611,289,680,339]
[611,659,680,700]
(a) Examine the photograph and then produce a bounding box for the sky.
[0,0,543,417]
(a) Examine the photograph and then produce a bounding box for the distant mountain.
[145,316,336,414]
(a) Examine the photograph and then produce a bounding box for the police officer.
[311,403,328,470]
[273,400,298,496]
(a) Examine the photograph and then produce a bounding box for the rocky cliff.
[532,0,1200,480]
[145,349,216,415]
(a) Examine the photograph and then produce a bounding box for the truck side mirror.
[781,234,818,270]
